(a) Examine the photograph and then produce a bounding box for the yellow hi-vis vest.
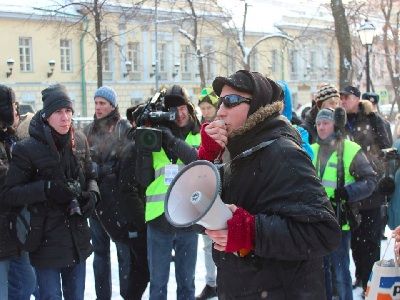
[145,132,201,222]
[311,139,361,231]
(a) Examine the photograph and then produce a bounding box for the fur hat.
[0,84,15,128]
[164,85,190,109]
[41,84,74,119]
[94,86,117,107]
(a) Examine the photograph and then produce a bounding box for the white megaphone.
[165,160,232,230]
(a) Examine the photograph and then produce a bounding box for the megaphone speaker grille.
[165,160,232,230]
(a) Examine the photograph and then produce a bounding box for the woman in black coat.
[1,84,99,300]
[200,71,341,300]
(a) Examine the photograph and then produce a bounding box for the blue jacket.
[278,80,314,160]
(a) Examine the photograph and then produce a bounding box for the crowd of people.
[0,69,400,300]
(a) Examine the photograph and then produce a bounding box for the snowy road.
[83,227,395,299]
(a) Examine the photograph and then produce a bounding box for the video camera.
[135,89,177,152]
[379,148,400,161]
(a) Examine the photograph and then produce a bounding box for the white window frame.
[19,37,33,72]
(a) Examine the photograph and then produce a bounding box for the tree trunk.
[94,0,103,88]
[331,0,352,89]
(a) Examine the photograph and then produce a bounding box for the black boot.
[196,284,217,300]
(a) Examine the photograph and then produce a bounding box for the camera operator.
[84,86,149,300]
[0,84,37,300]
[136,85,200,300]
[340,85,392,292]
[1,84,99,299]
[311,108,377,300]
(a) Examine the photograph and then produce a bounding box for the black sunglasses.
[217,94,252,108]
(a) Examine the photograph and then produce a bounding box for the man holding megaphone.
[197,70,342,299]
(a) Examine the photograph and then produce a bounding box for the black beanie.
[0,84,15,128]
[213,70,283,116]
[41,84,73,119]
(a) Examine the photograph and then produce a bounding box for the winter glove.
[226,207,255,256]
[80,191,98,218]
[198,123,224,162]
[378,176,395,197]
[159,126,176,149]
[335,187,349,201]
[44,180,77,205]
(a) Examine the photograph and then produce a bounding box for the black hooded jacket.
[211,71,341,300]
[1,111,98,268]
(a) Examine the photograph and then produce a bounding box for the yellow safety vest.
[145,132,201,222]
[311,139,361,231]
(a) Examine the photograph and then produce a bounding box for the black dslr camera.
[66,180,82,216]
[135,90,177,152]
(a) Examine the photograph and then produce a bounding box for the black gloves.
[44,180,77,205]
[80,191,98,218]
[335,187,349,201]
[160,126,176,149]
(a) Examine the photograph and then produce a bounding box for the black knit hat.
[0,84,15,128]
[41,84,74,119]
[213,70,282,116]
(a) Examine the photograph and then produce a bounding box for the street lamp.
[358,19,376,92]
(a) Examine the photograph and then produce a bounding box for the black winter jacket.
[84,109,144,241]
[213,102,341,300]
[345,100,392,209]
[1,112,98,268]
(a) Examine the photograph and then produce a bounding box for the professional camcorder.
[379,148,400,161]
[135,89,178,152]
[378,148,400,196]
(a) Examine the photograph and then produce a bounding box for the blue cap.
[94,86,117,107]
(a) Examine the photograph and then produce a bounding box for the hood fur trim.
[230,101,283,138]
[16,112,34,139]
[359,100,374,115]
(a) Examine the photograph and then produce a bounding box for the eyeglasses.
[217,94,252,108]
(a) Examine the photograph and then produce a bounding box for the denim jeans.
[35,261,86,300]
[90,217,134,300]
[147,222,198,300]
[202,234,216,287]
[324,230,352,300]
[0,251,36,300]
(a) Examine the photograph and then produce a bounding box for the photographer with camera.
[135,85,200,300]
[1,84,99,299]
[311,108,377,300]
[0,84,37,300]
[84,86,149,300]
[340,86,392,292]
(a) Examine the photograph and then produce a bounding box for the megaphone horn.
[165,160,232,230]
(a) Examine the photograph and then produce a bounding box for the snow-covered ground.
[82,227,395,300]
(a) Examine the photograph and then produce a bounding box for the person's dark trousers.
[351,207,381,290]
[125,229,150,300]
[90,217,134,300]
[35,261,86,300]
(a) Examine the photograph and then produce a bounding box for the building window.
[204,45,215,81]
[270,49,278,73]
[250,49,258,72]
[180,45,191,73]
[127,42,140,72]
[60,39,72,72]
[102,42,111,72]
[19,37,32,72]
[290,49,298,74]
[309,50,317,71]
[158,43,166,72]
